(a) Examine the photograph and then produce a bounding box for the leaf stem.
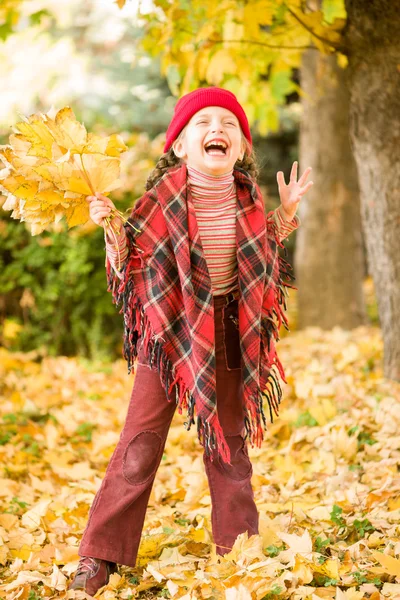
[78,154,96,195]
[106,209,144,257]
[104,217,122,269]
[109,208,141,233]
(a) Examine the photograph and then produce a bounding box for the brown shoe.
[68,556,117,596]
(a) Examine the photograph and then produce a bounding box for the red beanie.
[163,86,252,154]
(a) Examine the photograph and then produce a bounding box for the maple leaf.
[0,106,128,236]
[276,530,313,567]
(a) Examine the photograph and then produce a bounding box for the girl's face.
[172,106,246,175]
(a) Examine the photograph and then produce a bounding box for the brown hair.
[145,127,259,191]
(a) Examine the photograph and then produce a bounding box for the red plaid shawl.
[106,162,296,465]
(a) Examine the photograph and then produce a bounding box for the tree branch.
[285,6,348,53]
[202,38,315,50]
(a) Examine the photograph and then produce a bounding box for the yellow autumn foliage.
[0,106,127,235]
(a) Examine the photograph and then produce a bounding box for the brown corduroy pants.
[78,291,259,567]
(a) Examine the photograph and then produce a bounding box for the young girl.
[68,86,313,595]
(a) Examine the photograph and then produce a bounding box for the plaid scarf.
[106,162,296,465]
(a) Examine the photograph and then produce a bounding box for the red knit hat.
[163,86,252,154]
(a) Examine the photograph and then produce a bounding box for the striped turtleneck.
[187,165,239,296]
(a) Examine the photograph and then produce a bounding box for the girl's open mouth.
[204,142,227,156]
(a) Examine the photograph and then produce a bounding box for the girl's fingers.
[86,194,112,204]
[290,161,298,182]
[95,192,110,203]
[277,171,286,187]
[298,181,314,196]
[87,199,113,213]
[298,166,312,186]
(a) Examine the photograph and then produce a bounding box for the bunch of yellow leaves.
[0,106,133,244]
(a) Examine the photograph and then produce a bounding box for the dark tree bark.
[295,48,367,330]
[343,0,400,380]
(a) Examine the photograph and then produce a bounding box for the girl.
[68,86,312,595]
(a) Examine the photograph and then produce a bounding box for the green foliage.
[351,570,368,585]
[29,9,52,26]
[262,586,284,599]
[0,12,14,41]
[71,422,97,443]
[353,518,375,539]
[0,217,125,361]
[1,414,22,448]
[314,536,331,554]
[0,431,14,445]
[0,1,54,42]
[351,570,382,587]
[348,463,363,472]
[2,413,20,424]
[21,433,40,456]
[356,431,377,448]
[294,410,319,427]
[162,526,175,534]
[330,505,346,528]
[322,0,346,24]
[348,426,378,449]
[323,578,339,586]
[4,496,29,514]
[174,517,191,526]
[310,574,339,587]
[265,544,285,557]
[329,505,376,544]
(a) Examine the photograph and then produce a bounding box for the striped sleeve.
[272,205,301,241]
[104,227,129,280]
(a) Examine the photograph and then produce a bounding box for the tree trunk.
[343,0,400,381]
[295,48,366,330]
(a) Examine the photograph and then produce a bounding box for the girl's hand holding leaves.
[86,192,123,231]
[86,192,127,266]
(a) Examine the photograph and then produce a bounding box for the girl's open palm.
[276,161,313,221]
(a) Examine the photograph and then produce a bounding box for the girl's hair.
[145,126,259,191]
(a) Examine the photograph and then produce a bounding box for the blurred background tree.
[1,0,391,376]
[0,0,169,360]
[130,0,399,379]
[0,0,302,362]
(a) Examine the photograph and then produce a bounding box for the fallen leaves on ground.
[0,323,399,599]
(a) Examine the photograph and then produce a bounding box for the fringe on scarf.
[242,217,298,450]
[105,232,230,464]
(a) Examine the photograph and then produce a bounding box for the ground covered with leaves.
[0,323,399,599]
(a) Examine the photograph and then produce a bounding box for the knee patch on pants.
[123,430,162,485]
[216,434,252,481]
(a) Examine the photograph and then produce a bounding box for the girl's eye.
[197,120,236,125]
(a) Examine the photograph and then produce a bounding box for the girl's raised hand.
[276,161,313,221]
